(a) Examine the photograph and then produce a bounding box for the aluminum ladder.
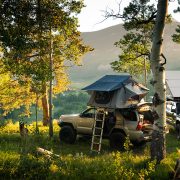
[91,109,106,153]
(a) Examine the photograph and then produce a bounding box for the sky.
[78,0,180,32]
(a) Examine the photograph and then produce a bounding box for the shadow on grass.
[0,131,179,180]
[0,132,146,156]
[0,130,179,158]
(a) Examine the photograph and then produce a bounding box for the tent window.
[95,91,112,104]
[129,95,140,101]
[121,111,137,121]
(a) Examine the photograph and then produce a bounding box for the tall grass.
[0,121,179,179]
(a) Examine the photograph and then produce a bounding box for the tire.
[59,126,76,144]
[109,132,126,151]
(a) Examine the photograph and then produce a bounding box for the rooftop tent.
[82,75,149,109]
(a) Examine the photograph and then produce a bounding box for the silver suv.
[58,102,154,150]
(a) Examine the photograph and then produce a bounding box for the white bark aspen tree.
[150,0,168,163]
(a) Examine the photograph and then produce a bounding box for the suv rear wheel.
[109,132,126,151]
[59,126,76,144]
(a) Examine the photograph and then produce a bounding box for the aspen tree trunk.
[41,84,49,126]
[37,0,50,126]
[150,0,168,163]
[49,27,53,137]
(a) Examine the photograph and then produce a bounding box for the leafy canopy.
[0,0,90,113]
[0,0,88,82]
[110,0,155,77]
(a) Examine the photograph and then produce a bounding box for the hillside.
[69,22,180,88]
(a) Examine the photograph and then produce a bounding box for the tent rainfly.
[82,75,149,109]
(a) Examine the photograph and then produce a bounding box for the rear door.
[122,110,141,140]
[137,104,154,133]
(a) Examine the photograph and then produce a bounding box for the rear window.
[140,110,154,123]
[177,103,180,115]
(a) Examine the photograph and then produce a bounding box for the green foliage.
[0,0,90,113]
[53,91,90,118]
[172,25,180,43]
[122,0,156,31]
[0,122,179,179]
[123,135,132,151]
[0,61,37,115]
[2,91,89,122]
[172,1,180,44]
[3,0,87,79]
[111,0,155,77]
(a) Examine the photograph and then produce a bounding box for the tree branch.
[102,1,157,25]
[119,52,150,62]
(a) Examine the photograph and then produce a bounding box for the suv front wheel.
[59,126,77,144]
[109,131,126,151]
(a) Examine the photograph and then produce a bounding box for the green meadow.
[0,121,179,180]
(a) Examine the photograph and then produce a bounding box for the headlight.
[58,116,63,124]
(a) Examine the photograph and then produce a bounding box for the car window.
[140,110,154,122]
[82,108,96,118]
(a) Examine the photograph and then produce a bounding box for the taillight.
[136,121,143,130]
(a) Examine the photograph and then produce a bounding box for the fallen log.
[36,147,59,158]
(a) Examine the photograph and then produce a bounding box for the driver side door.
[76,108,96,135]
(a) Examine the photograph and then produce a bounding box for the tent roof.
[125,83,149,95]
[82,75,131,92]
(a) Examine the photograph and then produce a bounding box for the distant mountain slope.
[69,22,180,89]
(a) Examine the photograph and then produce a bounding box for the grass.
[0,121,179,179]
